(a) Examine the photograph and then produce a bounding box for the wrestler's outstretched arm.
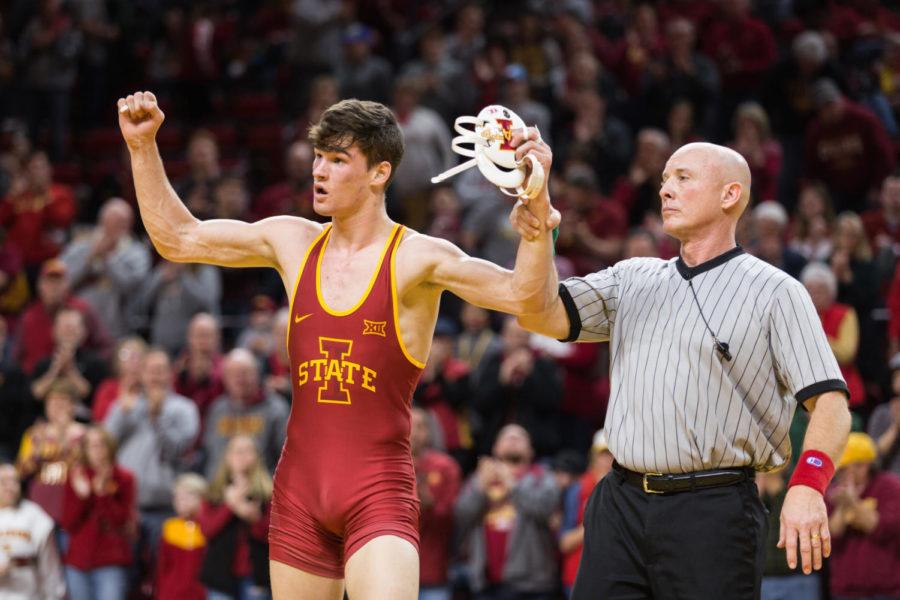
[409,127,561,318]
[117,91,320,271]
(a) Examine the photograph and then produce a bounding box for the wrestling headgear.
[430,105,545,201]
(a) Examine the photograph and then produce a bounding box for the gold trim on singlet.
[316,223,402,317]
[390,228,427,369]
[286,224,331,347]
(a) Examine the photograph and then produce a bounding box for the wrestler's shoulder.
[257,215,327,247]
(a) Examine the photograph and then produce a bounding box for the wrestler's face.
[312,144,390,218]
[659,147,723,239]
[0,465,20,508]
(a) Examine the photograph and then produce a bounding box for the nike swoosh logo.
[294,313,313,324]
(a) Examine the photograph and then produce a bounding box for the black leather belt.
[613,462,755,494]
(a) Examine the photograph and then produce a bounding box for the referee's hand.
[509,200,561,241]
[778,485,831,574]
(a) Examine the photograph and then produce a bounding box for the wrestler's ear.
[370,160,392,189]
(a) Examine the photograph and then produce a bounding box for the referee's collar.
[675,246,745,280]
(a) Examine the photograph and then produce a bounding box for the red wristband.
[788,450,835,495]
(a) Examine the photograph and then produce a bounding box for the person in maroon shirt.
[701,0,776,97]
[156,473,208,600]
[804,78,896,212]
[826,432,900,600]
[729,102,783,204]
[91,336,147,423]
[15,258,112,375]
[0,151,75,284]
[411,407,461,600]
[862,172,900,254]
[251,140,316,221]
[60,426,136,600]
[198,435,271,600]
[174,312,224,422]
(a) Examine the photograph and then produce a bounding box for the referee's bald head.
[660,142,752,239]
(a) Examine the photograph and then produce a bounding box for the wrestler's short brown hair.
[308,99,404,188]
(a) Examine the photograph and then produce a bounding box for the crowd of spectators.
[2,0,900,599]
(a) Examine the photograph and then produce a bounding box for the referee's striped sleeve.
[559,266,621,343]
[768,277,849,406]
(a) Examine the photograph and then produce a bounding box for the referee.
[512,142,851,599]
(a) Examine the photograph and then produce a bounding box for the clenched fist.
[117,91,165,151]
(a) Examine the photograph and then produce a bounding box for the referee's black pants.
[571,468,767,600]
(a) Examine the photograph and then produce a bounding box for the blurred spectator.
[559,89,633,193]
[156,473,208,600]
[0,152,75,282]
[401,27,473,122]
[390,75,452,230]
[90,336,147,423]
[29,308,109,409]
[827,432,900,600]
[203,349,288,478]
[0,461,66,600]
[459,179,517,267]
[0,232,29,326]
[69,0,121,125]
[789,183,835,262]
[609,4,665,98]
[15,258,112,375]
[17,0,83,159]
[757,469,820,600]
[868,355,900,475]
[286,75,339,143]
[411,406,461,600]
[198,435,271,600]
[133,261,222,356]
[609,128,671,227]
[804,78,895,212]
[862,172,900,254]
[261,308,290,402]
[559,430,613,599]
[499,64,552,147]
[250,141,314,221]
[555,164,626,274]
[802,263,866,408]
[509,12,563,94]
[336,23,393,105]
[472,317,562,459]
[212,176,250,221]
[59,198,151,338]
[473,37,512,108]
[0,317,28,461]
[456,303,501,377]
[702,0,776,132]
[414,318,473,470]
[746,201,807,279]
[445,3,485,69]
[174,313,225,419]
[455,425,560,600]
[60,427,135,600]
[236,295,277,365]
[104,349,199,566]
[176,130,224,220]
[643,18,719,136]
[425,185,464,246]
[729,102,782,204]
[554,338,608,456]
[666,98,702,150]
[16,381,86,524]
[623,228,663,260]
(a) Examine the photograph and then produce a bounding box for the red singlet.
[269,223,425,578]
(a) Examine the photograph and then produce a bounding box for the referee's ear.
[721,181,746,214]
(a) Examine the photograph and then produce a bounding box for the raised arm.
[117,91,320,270]
[423,127,562,317]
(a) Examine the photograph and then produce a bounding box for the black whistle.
[715,341,732,362]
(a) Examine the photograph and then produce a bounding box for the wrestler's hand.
[778,485,831,575]
[509,126,553,216]
[509,199,561,242]
[117,91,165,151]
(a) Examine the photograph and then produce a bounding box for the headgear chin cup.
[431,105,545,201]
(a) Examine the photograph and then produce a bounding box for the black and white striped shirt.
[559,247,848,473]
